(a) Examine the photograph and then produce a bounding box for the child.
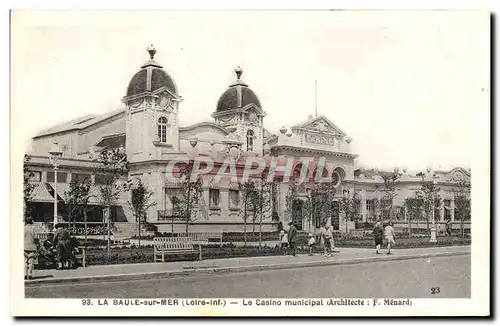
[280,230,288,255]
[308,233,316,256]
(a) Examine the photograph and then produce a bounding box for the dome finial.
[147,44,156,60]
[235,66,243,80]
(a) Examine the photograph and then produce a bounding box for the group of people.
[24,217,74,279]
[279,221,298,256]
[279,221,336,257]
[278,219,399,257]
[373,221,396,255]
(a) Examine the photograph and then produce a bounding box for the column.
[360,190,367,222]
[439,202,445,222]
[451,199,455,222]
[220,190,229,221]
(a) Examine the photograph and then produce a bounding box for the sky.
[11,10,490,172]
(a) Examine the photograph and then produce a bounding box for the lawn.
[72,235,470,267]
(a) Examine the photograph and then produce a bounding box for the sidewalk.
[26,246,470,285]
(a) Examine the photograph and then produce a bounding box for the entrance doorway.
[331,201,340,230]
[292,199,303,231]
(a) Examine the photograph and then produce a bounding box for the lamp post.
[185,135,198,235]
[49,141,63,231]
[429,169,437,243]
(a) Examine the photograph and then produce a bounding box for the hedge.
[73,236,471,266]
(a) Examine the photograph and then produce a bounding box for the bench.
[154,237,201,263]
[74,246,86,267]
[179,232,223,247]
[35,233,87,268]
[112,235,132,246]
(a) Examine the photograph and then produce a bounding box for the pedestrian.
[308,233,316,256]
[52,223,71,270]
[322,222,334,257]
[24,217,39,280]
[373,221,384,254]
[287,221,297,256]
[280,230,288,255]
[384,222,396,255]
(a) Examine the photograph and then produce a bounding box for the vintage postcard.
[10,10,490,317]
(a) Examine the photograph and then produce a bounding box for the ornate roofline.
[291,115,347,136]
[270,144,358,159]
[179,122,230,135]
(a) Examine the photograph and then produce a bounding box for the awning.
[51,183,70,201]
[30,183,54,203]
[88,185,103,205]
[48,183,104,205]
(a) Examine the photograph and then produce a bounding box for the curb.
[25,250,470,286]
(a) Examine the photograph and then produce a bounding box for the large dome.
[216,67,261,112]
[125,45,177,98]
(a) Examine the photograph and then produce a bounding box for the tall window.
[47,172,68,183]
[164,188,182,218]
[209,189,220,208]
[73,173,91,183]
[158,116,168,143]
[246,130,254,151]
[354,199,361,218]
[366,199,375,221]
[444,199,451,220]
[381,198,392,220]
[229,190,239,209]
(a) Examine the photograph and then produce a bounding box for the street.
[25,255,470,298]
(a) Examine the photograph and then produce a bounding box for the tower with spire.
[212,67,266,155]
[122,45,182,162]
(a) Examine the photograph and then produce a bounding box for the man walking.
[24,217,39,280]
[322,222,334,257]
[53,223,71,269]
[373,221,384,254]
[384,222,396,255]
[287,221,297,257]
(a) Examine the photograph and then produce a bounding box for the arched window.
[246,130,254,151]
[157,117,168,143]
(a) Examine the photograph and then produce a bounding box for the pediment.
[448,167,471,182]
[292,115,346,136]
[241,103,266,116]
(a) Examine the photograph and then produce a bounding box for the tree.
[452,179,471,238]
[308,180,338,230]
[91,148,128,259]
[417,175,442,234]
[381,171,401,221]
[240,180,257,247]
[340,189,358,237]
[175,161,203,235]
[23,155,35,220]
[404,196,423,236]
[65,177,92,248]
[127,179,156,247]
[256,173,273,249]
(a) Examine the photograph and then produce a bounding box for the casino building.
[25,46,471,235]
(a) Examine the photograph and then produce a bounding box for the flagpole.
[314,80,318,117]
